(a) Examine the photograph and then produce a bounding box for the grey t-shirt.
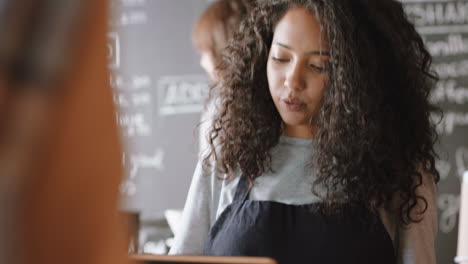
[169,136,438,264]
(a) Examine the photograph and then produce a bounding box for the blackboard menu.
[109,0,467,262]
[402,0,468,263]
[108,0,212,217]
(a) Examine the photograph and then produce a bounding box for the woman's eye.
[272,57,289,63]
[309,64,325,72]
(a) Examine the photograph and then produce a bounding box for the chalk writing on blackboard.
[431,79,468,104]
[119,148,165,196]
[424,34,468,56]
[120,152,137,196]
[107,32,120,68]
[110,75,125,89]
[120,179,137,196]
[110,74,152,90]
[132,92,151,106]
[436,159,452,181]
[434,112,468,135]
[433,59,468,79]
[456,147,468,179]
[119,10,148,26]
[129,149,165,180]
[114,91,152,108]
[114,93,130,107]
[157,75,209,116]
[117,112,151,137]
[131,75,152,90]
[404,1,468,27]
[438,193,460,234]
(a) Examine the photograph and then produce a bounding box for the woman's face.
[267,7,329,138]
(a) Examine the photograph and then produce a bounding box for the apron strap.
[233,174,250,202]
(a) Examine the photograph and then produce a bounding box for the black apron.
[204,175,396,264]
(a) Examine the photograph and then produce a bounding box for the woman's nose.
[284,63,305,91]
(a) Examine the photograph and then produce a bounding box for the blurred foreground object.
[456,171,468,264]
[0,0,129,264]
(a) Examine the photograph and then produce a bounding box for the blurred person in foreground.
[0,1,130,264]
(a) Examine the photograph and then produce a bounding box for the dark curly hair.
[204,0,441,225]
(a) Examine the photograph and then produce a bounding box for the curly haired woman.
[170,1,440,263]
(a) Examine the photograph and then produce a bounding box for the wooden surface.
[131,254,277,264]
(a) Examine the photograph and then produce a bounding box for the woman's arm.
[169,161,214,255]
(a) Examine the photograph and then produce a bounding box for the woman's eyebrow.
[274,41,330,56]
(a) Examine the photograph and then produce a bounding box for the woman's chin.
[279,114,309,127]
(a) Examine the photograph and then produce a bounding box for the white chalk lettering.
[433,112,468,135]
[405,2,468,27]
[436,159,451,181]
[110,74,152,90]
[431,79,468,104]
[433,59,468,78]
[129,149,164,180]
[456,147,468,180]
[158,75,209,116]
[132,92,151,106]
[110,75,125,90]
[119,180,137,196]
[107,32,120,68]
[114,93,130,108]
[425,34,468,56]
[438,193,460,234]
[131,75,152,90]
[120,11,148,26]
[118,112,151,137]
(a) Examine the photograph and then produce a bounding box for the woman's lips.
[282,99,306,111]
